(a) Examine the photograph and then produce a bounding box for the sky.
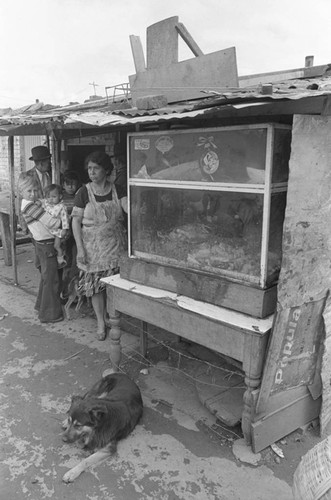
[0,0,330,109]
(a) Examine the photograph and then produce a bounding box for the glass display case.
[124,124,291,315]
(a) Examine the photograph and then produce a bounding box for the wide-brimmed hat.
[29,146,51,161]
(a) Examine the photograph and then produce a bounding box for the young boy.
[62,171,80,216]
[42,184,70,268]
[60,171,80,298]
[18,174,63,323]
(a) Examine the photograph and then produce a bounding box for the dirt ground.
[0,241,325,498]
[121,334,322,486]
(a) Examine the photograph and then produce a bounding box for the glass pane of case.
[267,191,288,284]
[129,128,268,184]
[130,186,270,283]
[128,124,291,289]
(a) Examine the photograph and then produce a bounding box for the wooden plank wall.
[129,17,238,105]
[129,47,239,105]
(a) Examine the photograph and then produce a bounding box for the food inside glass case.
[130,187,285,284]
[130,129,269,184]
[128,124,291,288]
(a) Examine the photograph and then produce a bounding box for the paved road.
[0,278,293,500]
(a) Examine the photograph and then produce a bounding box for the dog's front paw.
[62,417,69,430]
[102,368,116,378]
[62,467,81,483]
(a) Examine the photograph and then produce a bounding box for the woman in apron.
[71,151,127,340]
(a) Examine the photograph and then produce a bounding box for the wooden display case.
[121,123,292,318]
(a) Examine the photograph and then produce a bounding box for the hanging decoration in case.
[197,136,220,180]
[155,136,174,154]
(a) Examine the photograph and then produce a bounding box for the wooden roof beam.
[175,22,204,57]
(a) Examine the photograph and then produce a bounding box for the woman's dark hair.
[84,151,114,175]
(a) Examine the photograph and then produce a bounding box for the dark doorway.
[67,145,105,184]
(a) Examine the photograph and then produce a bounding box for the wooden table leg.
[0,213,12,266]
[140,321,148,356]
[106,286,121,371]
[241,333,269,446]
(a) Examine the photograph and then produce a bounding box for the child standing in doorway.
[42,184,70,268]
[61,171,81,298]
[62,171,81,216]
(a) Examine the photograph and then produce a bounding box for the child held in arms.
[42,184,70,268]
[18,174,63,323]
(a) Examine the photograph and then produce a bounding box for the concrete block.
[136,94,168,110]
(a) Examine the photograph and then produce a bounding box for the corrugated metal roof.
[0,74,331,134]
[64,108,209,127]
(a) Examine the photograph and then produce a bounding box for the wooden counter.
[102,274,273,446]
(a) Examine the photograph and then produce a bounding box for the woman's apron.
[80,182,126,273]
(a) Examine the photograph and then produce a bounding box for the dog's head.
[62,395,107,448]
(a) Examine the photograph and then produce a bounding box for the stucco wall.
[278,114,331,308]
[277,114,331,434]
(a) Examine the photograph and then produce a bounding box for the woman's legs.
[91,290,107,340]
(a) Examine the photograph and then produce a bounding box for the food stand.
[1,72,330,451]
[103,121,292,447]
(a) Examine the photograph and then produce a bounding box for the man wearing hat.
[26,145,52,198]
[18,146,52,234]
[18,146,52,233]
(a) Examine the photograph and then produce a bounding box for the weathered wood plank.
[239,64,330,87]
[129,47,238,105]
[147,16,179,70]
[129,35,146,73]
[251,385,321,453]
[175,22,204,57]
[120,258,277,318]
[0,213,12,266]
[321,95,331,116]
[321,296,331,435]
[112,288,246,361]
[196,374,245,426]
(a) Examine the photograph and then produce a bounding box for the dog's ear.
[68,395,83,410]
[89,405,107,424]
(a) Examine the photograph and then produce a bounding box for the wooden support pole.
[130,35,146,73]
[305,55,314,68]
[8,135,18,285]
[0,213,11,266]
[175,22,204,57]
[140,321,148,357]
[49,132,62,184]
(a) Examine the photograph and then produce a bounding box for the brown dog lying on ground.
[61,372,143,483]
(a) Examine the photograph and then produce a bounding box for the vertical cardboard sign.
[256,294,326,414]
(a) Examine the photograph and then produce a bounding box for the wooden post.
[175,22,204,57]
[130,35,146,73]
[305,55,314,68]
[106,286,121,371]
[147,16,179,70]
[48,130,62,184]
[242,332,269,444]
[8,135,18,284]
[140,321,148,357]
[0,213,12,266]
